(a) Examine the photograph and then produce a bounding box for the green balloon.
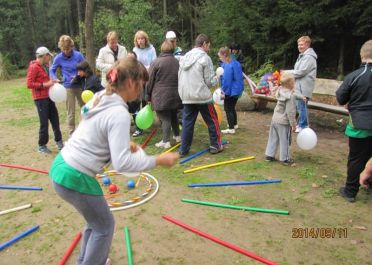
[135,105,154,129]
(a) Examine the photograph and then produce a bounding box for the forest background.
[0,0,371,81]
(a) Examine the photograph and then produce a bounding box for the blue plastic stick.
[180,140,228,164]
[188,179,282,187]
[0,185,43,191]
[0,225,40,252]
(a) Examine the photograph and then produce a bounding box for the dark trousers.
[180,103,221,154]
[224,95,239,129]
[34,98,62,146]
[156,110,180,142]
[127,100,142,131]
[345,136,372,197]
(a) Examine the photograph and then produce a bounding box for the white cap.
[165,31,177,39]
[36,47,52,57]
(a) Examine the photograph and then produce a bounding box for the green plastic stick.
[124,226,133,265]
[182,198,289,215]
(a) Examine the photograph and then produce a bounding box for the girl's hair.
[76,61,93,76]
[93,57,148,107]
[133,30,150,48]
[107,31,118,42]
[58,35,74,49]
[218,47,231,58]
[160,40,175,53]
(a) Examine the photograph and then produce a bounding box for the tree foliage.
[0,0,370,79]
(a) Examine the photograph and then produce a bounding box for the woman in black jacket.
[72,61,104,93]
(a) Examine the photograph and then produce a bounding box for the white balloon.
[296,128,317,150]
[216,67,224,76]
[121,147,147,177]
[49,83,67,103]
[213,88,224,105]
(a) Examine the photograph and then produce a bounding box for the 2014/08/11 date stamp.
[292,228,347,239]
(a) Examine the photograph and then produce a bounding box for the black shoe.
[339,187,356,203]
[281,159,294,166]
[209,145,223,154]
[56,140,64,150]
[178,151,189,158]
[265,156,275,162]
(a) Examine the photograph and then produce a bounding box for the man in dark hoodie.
[336,39,372,202]
[26,47,63,154]
[178,34,223,156]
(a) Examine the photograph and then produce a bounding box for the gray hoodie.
[272,86,297,126]
[61,91,156,177]
[178,47,217,104]
[290,48,318,99]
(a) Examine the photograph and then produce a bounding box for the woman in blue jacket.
[218,47,244,134]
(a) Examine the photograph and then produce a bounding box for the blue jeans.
[296,98,309,128]
[180,103,222,154]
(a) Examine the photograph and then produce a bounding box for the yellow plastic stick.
[162,143,181,154]
[183,156,255,174]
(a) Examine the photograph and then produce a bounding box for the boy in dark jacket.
[72,61,104,93]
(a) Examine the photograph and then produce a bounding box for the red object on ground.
[0,164,48,175]
[140,127,157,149]
[162,215,278,265]
[109,184,118,194]
[59,232,82,265]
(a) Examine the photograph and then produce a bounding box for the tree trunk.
[337,36,345,80]
[77,0,85,52]
[26,0,36,47]
[163,0,167,20]
[85,0,95,72]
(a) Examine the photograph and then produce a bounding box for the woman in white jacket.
[96,31,128,87]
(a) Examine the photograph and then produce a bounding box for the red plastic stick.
[162,215,278,265]
[141,127,157,149]
[0,164,48,174]
[59,232,82,265]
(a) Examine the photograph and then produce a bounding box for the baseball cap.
[165,31,177,40]
[36,47,52,57]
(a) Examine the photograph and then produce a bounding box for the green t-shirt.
[50,153,103,195]
[345,117,372,138]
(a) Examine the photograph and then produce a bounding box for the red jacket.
[26,60,51,100]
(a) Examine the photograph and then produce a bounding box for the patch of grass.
[4,116,39,127]
[297,167,316,179]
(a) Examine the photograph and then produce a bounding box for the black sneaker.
[38,145,52,154]
[339,187,356,203]
[178,150,189,158]
[56,140,64,150]
[132,130,143,137]
[209,145,224,154]
[265,156,275,162]
[281,159,294,166]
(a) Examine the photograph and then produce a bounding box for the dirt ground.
[0,78,371,265]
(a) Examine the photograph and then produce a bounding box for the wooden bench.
[249,78,349,116]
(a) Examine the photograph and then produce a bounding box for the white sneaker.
[105,258,111,265]
[295,126,302,133]
[234,125,239,129]
[173,136,181,143]
[155,141,171,148]
[221,129,235,134]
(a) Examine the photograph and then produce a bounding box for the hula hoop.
[96,172,159,212]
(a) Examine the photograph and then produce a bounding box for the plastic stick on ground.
[0,204,32,216]
[140,127,157,149]
[0,225,40,252]
[162,215,278,265]
[182,198,289,215]
[162,142,181,154]
[188,179,282,187]
[0,164,48,174]
[58,232,82,265]
[179,140,229,164]
[124,226,133,265]
[0,185,43,191]
[183,156,255,174]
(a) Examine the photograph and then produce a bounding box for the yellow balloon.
[82,90,94,103]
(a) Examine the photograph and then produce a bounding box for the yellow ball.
[82,90,94,103]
